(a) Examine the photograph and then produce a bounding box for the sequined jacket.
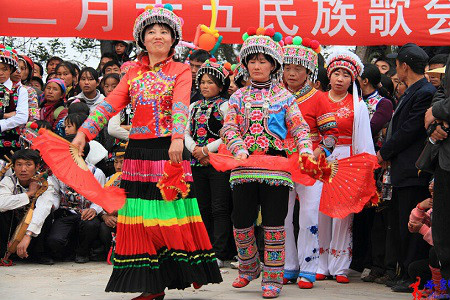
[221,83,312,188]
[80,54,191,142]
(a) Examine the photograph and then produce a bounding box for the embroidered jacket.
[12,82,39,121]
[221,83,312,188]
[284,85,338,155]
[80,54,191,142]
[185,96,228,166]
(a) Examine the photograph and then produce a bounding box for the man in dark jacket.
[424,54,450,288]
[377,43,436,291]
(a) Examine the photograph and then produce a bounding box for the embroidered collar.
[140,52,174,71]
[289,83,313,99]
[363,90,379,101]
[251,80,271,90]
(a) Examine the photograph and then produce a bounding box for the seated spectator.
[69,67,105,112]
[102,60,121,76]
[0,46,29,157]
[47,134,105,263]
[39,78,67,132]
[0,149,59,265]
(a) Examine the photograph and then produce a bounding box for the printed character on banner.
[369,0,412,37]
[311,0,356,37]
[259,0,298,35]
[425,0,450,35]
[136,1,182,11]
[76,0,113,31]
[203,0,240,32]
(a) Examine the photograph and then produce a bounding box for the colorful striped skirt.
[105,137,222,293]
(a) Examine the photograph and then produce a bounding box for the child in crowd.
[64,113,108,176]
[39,78,67,132]
[55,61,79,99]
[185,60,232,268]
[104,73,132,141]
[69,67,105,112]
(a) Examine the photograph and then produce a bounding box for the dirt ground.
[0,262,411,300]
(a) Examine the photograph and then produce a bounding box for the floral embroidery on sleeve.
[285,96,313,155]
[81,101,117,139]
[171,101,188,139]
[221,91,247,156]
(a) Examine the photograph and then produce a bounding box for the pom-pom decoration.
[145,4,153,10]
[279,40,285,47]
[256,27,266,35]
[314,46,321,53]
[163,3,173,11]
[302,38,312,47]
[154,3,163,8]
[292,36,302,45]
[284,36,293,45]
[310,40,320,50]
[247,27,257,36]
[265,28,275,37]
[198,33,216,51]
[223,62,232,71]
[242,32,249,41]
[273,32,283,42]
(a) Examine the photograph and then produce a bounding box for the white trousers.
[284,181,323,282]
[317,145,353,276]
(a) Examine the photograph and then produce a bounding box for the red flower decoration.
[197,114,207,124]
[274,139,283,150]
[197,127,207,137]
[208,138,215,143]
[256,135,269,149]
[250,110,264,121]
[244,136,255,148]
[249,123,264,135]
[3,141,12,147]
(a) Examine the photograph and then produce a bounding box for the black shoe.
[374,274,390,284]
[37,255,55,265]
[361,273,380,283]
[385,276,402,287]
[75,254,89,264]
[391,279,414,293]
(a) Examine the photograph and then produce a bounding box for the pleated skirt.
[105,137,223,293]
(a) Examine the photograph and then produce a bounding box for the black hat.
[387,43,429,69]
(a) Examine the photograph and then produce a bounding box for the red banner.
[2,0,450,46]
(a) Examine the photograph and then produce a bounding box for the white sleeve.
[27,181,58,236]
[90,168,106,214]
[354,101,376,155]
[107,113,129,140]
[184,103,197,153]
[0,177,29,212]
[0,86,28,132]
[206,101,229,153]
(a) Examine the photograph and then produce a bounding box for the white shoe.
[230,261,239,269]
[360,268,371,279]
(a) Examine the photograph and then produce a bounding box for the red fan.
[209,145,315,186]
[320,153,379,219]
[31,129,126,213]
